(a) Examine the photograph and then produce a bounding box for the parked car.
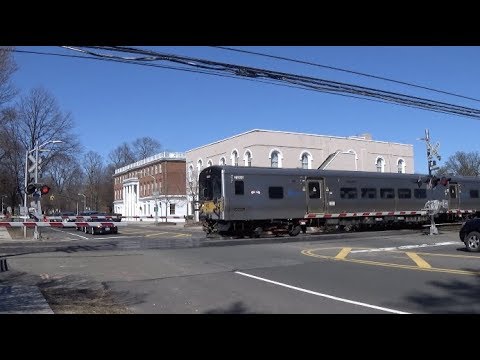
[459,218,480,252]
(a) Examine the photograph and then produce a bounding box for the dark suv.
[459,218,480,252]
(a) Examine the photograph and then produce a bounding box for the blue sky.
[11,46,480,174]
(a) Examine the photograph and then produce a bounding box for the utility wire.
[211,46,480,104]
[80,45,480,120]
[14,49,402,108]
[15,47,480,120]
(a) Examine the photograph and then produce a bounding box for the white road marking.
[94,236,130,240]
[350,241,458,253]
[49,228,89,239]
[235,271,410,314]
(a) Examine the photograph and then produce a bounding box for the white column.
[127,185,131,218]
[129,185,132,218]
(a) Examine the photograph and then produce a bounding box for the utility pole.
[419,129,442,235]
[420,129,441,176]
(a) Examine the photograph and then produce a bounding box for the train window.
[449,185,457,199]
[380,188,395,199]
[398,188,411,199]
[470,190,479,198]
[414,189,427,199]
[308,182,320,199]
[361,188,376,199]
[235,181,244,195]
[340,187,357,199]
[269,186,284,199]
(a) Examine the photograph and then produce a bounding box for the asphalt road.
[2,225,479,313]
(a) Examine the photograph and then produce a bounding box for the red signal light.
[40,185,50,195]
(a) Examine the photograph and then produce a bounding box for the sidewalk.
[0,227,12,241]
[0,284,53,314]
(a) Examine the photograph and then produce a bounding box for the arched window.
[231,150,239,166]
[197,159,203,174]
[207,159,213,167]
[271,151,279,168]
[269,149,283,168]
[300,151,313,169]
[219,157,226,166]
[301,154,308,169]
[376,157,385,173]
[397,159,405,173]
[188,165,194,182]
[244,150,252,167]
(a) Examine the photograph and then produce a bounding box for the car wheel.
[465,231,480,252]
[289,225,301,237]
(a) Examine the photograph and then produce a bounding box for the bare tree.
[0,47,17,108]
[42,154,84,214]
[186,166,200,220]
[132,136,162,160]
[14,87,80,155]
[108,137,162,170]
[1,87,82,213]
[0,107,24,213]
[0,107,17,163]
[436,151,480,177]
[0,46,18,205]
[83,151,103,210]
[82,151,113,212]
[108,142,136,168]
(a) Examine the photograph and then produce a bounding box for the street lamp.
[147,175,159,225]
[78,193,86,212]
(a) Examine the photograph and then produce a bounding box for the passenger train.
[198,165,480,237]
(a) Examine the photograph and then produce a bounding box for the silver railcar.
[198,165,479,237]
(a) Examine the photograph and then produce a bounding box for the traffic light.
[40,185,50,195]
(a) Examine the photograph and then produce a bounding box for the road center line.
[350,241,458,253]
[235,271,410,314]
[335,247,352,259]
[405,252,431,268]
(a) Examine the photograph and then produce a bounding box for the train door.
[306,179,325,213]
[448,183,460,209]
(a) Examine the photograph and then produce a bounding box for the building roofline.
[114,151,185,175]
[186,129,413,153]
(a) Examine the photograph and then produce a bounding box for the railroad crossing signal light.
[26,184,36,195]
[40,185,50,195]
[431,176,440,188]
[440,177,451,186]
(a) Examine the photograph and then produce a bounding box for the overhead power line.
[66,45,480,120]
[15,47,480,120]
[211,46,480,104]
